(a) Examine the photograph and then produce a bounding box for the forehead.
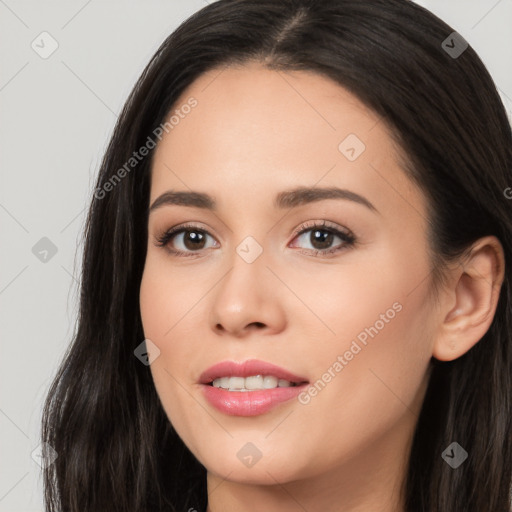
[157,62,384,161]
[149,62,426,224]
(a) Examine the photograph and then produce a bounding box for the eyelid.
[155,220,349,244]
[154,221,217,249]
[291,219,354,239]
[154,219,356,257]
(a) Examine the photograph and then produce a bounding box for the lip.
[199,359,308,385]
[199,359,309,417]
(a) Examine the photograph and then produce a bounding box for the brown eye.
[155,224,218,257]
[290,221,356,257]
[179,230,207,250]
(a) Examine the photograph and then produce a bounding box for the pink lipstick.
[199,359,309,417]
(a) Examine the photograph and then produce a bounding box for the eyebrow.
[148,186,378,214]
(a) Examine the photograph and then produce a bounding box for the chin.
[206,461,298,485]
[198,443,311,485]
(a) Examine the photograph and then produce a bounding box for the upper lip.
[199,359,309,385]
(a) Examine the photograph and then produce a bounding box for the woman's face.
[139,62,438,488]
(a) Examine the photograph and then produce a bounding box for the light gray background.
[1,1,511,510]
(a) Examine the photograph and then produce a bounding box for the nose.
[209,250,287,338]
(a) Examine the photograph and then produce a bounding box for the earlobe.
[432,236,505,362]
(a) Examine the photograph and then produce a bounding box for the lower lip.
[201,383,308,416]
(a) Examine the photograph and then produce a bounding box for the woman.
[41,0,512,510]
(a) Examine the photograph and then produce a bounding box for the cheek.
[290,249,434,456]
[139,253,202,339]
[139,258,208,440]
[284,328,429,479]
[290,240,431,365]
[139,261,198,380]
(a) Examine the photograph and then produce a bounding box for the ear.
[432,236,505,362]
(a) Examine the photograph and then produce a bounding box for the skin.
[139,62,505,512]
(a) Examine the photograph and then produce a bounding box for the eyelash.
[154,220,356,259]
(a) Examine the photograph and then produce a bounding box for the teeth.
[211,375,296,390]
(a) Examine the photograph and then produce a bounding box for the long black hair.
[41,0,512,510]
